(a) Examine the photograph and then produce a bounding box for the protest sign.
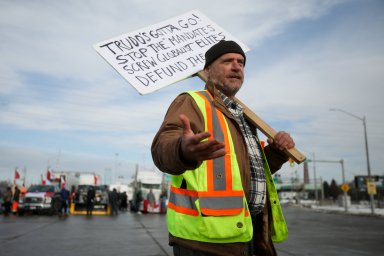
[95,10,306,163]
[94,10,249,95]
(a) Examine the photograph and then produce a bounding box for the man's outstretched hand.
[179,114,226,163]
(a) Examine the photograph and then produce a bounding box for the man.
[59,186,69,216]
[119,191,128,211]
[109,188,119,215]
[151,40,295,256]
[86,186,95,216]
[2,186,13,216]
[147,188,156,212]
[12,186,20,214]
[132,184,143,213]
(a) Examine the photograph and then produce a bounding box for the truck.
[77,172,101,186]
[73,184,109,212]
[44,170,108,215]
[47,171,101,192]
[71,173,109,215]
[18,184,62,215]
[130,170,164,213]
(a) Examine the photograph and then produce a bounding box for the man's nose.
[231,61,242,70]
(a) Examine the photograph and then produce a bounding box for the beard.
[209,77,242,98]
[219,82,241,97]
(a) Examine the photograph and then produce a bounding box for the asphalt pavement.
[0,211,172,256]
[1,206,383,256]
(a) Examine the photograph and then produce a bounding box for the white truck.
[18,184,62,215]
[131,170,164,213]
[77,173,101,186]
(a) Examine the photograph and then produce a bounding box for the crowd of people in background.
[0,184,27,216]
[1,183,167,217]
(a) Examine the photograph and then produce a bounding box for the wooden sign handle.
[196,71,306,164]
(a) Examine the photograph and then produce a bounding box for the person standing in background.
[86,186,95,216]
[59,186,69,216]
[3,186,13,216]
[12,186,20,214]
[109,188,119,215]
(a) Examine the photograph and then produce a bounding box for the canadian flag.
[41,174,46,185]
[60,176,66,188]
[14,168,21,180]
[46,169,51,180]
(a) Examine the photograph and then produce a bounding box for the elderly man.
[152,40,295,256]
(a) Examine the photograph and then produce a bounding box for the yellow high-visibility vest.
[167,90,253,243]
[167,90,288,243]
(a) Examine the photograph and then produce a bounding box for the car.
[18,185,61,215]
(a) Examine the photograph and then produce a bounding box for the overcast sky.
[1,0,383,185]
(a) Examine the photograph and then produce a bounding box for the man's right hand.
[179,114,226,163]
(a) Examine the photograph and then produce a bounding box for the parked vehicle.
[130,170,163,213]
[18,185,61,215]
[94,185,109,210]
[72,184,109,213]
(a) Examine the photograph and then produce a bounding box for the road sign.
[367,181,377,195]
[340,183,350,193]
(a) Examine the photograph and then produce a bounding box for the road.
[276,206,384,255]
[1,206,383,256]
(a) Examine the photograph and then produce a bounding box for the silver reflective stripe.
[199,91,226,191]
[200,195,243,210]
[169,191,198,211]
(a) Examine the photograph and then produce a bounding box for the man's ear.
[203,68,209,79]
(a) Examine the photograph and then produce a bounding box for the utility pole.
[115,153,119,184]
[320,177,324,204]
[312,153,318,205]
[22,166,27,186]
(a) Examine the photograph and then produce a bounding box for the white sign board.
[94,10,249,95]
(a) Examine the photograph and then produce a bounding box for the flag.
[60,176,66,188]
[14,168,20,180]
[94,175,98,185]
[46,169,51,180]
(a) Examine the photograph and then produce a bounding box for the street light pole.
[340,159,348,212]
[330,108,375,215]
[312,153,318,205]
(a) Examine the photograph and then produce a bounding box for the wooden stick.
[196,71,306,164]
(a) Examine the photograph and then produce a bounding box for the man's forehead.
[218,53,245,61]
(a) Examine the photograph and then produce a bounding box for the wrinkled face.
[204,53,245,98]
